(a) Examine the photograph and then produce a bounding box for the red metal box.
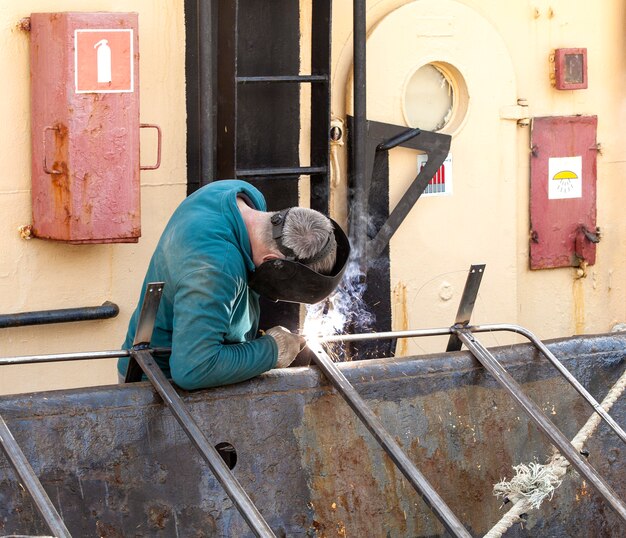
[30,12,140,243]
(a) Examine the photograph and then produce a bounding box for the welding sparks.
[302,259,376,361]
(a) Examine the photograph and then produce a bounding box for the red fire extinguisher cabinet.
[29,12,158,244]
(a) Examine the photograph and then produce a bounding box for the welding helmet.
[248,209,351,304]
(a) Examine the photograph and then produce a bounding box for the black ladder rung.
[236,75,328,84]
[236,166,327,178]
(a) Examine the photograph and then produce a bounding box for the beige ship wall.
[330,0,626,355]
[2,0,626,394]
[0,0,186,395]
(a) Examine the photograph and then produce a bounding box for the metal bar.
[446,264,485,352]
[455,329,626,522]
[0,301,119,329]
[139,124,163,171]
[317,326,453,343]
[236,166,327,178]
[377,127,421,151]
[237,75,328,83]
[0,348,171,366]
[132,349,276,538]
[309,0,332,216]
[198,0,216,188]
[307,340,471,537]
[351,0,367,268]
[125,282,165,383]
[469,323,626,445]
[0,414,71,538]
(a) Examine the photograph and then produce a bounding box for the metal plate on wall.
[530,116,598,269]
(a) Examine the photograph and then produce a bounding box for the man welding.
[118,179,350,390]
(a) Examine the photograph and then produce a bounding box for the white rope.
[484,366,626,538]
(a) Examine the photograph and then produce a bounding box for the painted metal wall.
[1,335,624,536]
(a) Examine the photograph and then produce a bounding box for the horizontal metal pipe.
[237,75,328,83]
[315,326,453,343]
[377,127,421,151]
[0,348,171,366]
[0,301,119,329]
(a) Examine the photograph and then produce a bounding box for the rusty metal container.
[29,12,141,244]
[0,334,624,536]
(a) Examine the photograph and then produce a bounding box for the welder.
[117,179,350,390]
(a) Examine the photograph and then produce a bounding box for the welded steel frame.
[318,323,626,522]
[215,0,331,215]
[349,119,452,264]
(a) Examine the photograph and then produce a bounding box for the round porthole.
[402,62,468,133]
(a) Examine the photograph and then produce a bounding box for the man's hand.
[266,326,306,368]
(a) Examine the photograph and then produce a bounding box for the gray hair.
[268,208,337,274]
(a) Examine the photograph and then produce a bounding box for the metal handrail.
[0,302,118,329]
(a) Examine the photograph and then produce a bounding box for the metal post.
[308,339,471,538]
[351,0,367,267]
[455,328,626,522]
[0,414,71,538]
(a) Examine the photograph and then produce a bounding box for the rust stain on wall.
[573,276,585,334]
[393,281,409,356]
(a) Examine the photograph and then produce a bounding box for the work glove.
[265,326,306,368]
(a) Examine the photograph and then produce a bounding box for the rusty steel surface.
[0,334,624,537]
[30,12,140,244]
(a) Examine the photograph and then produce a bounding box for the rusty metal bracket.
[0,414,71,537]
[125,282,276,538]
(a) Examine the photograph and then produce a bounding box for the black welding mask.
[248,209,351,304]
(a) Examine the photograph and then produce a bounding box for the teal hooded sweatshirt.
[118,180,278,389]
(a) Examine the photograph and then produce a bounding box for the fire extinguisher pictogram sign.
[74,29,133,93]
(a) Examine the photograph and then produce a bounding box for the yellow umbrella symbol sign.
[552,169,578,193]
[548,156,582,199]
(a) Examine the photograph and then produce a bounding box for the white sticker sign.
[548,156,582,199]
[417,153,452,197]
